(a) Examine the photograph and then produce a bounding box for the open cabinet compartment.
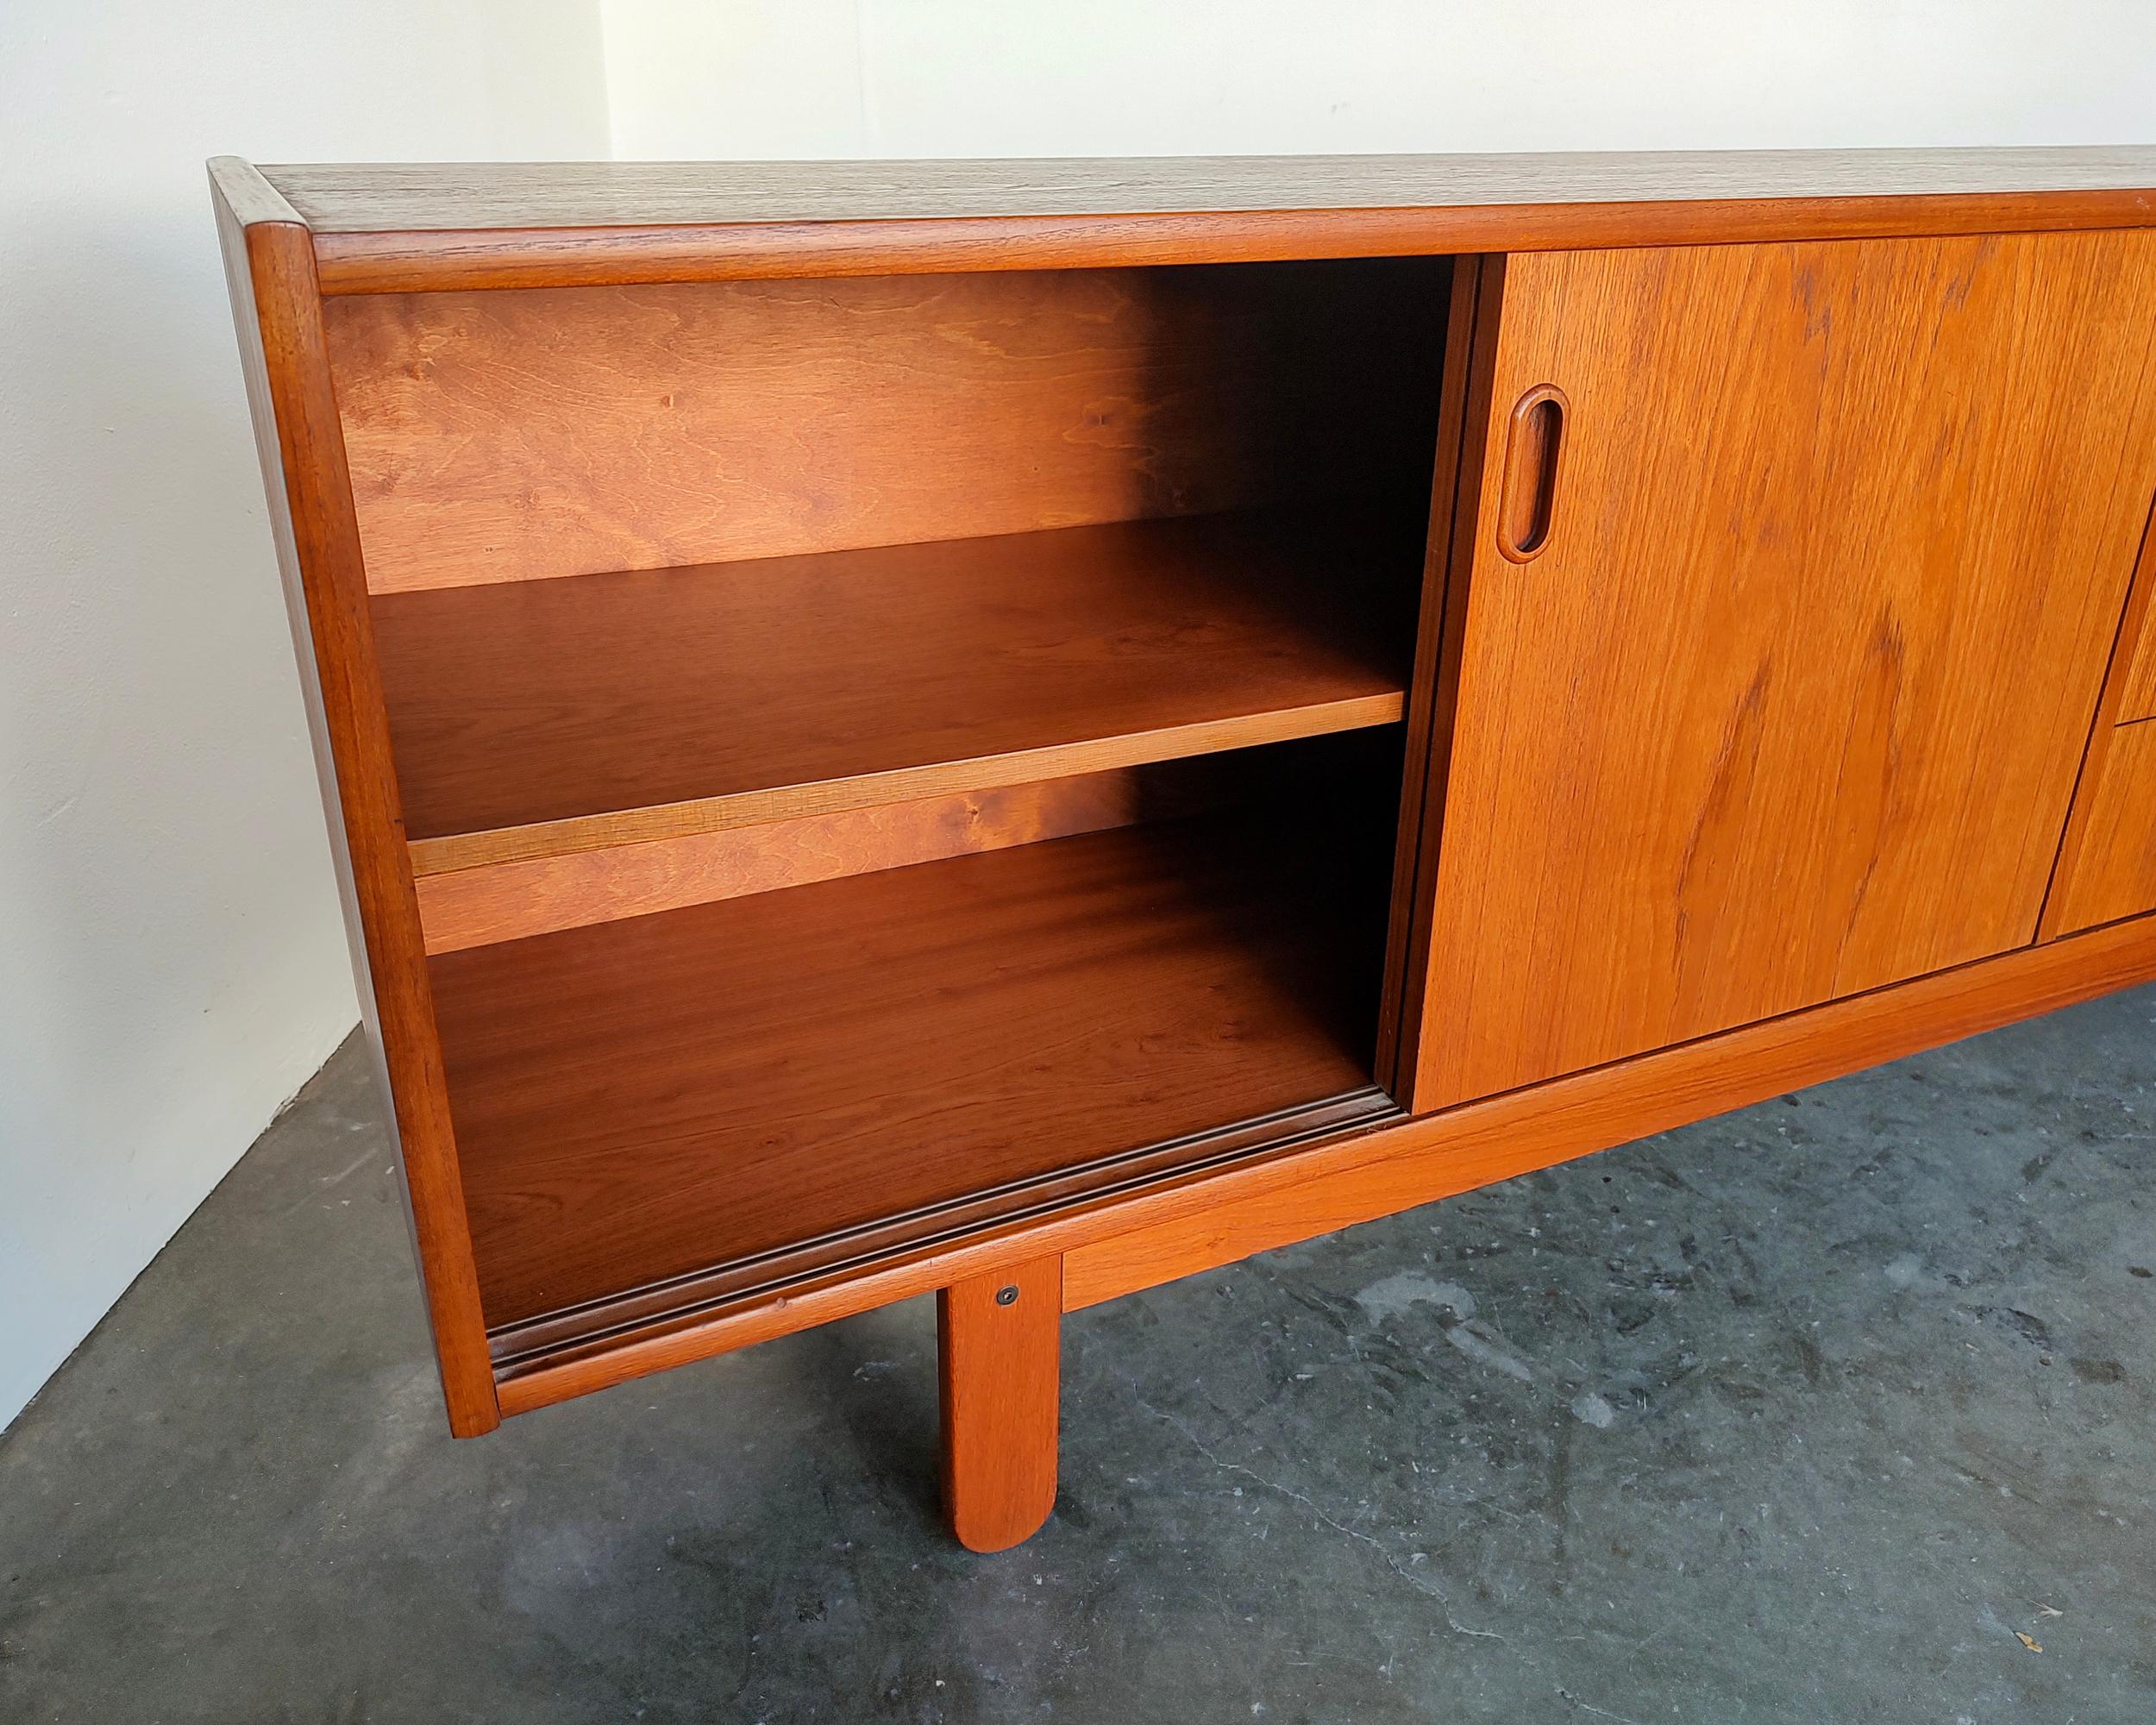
[323,254,1455,1359]
[436,734,1408,1362]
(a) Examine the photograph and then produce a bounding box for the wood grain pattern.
[413,764,1228,954]
[1063,911,2156,1308]
[261,151,2156,232]
[2043,723,2156,933]
[2043,486,2156,936]
[211,154,307,225]
[303,194,2156,297]
[492,907,2156,1415]
[326,261,1447,593]
[939,1258,1062,1552]
[486,1093,1392,1375]
[1407,230,2156,1110]
[249,152,2156,293]
[222,140,2156,1490]
[375,508,1422,872]
[210,161,499,1435]
[2115,586,2156,725]
[1374,255,1505,1097]
[2042,503,2156,936]
[431,812,1388,1330]
[2122,659,2156,726]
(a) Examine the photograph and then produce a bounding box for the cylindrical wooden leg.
[937,1256,1062,1552]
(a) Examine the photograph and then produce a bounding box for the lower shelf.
[429,811,1395,1347]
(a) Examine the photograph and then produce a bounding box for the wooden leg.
[937,1256,1062,1552]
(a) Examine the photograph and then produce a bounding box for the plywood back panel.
[413,760,1236,954]
[326,260,1449,593]
[412,731,1389,953]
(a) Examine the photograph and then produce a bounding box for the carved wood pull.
[1495,384,1569,563]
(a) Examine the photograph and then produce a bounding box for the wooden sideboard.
[212,149,2156,1552]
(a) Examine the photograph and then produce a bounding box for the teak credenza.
[214,149,2156,1552]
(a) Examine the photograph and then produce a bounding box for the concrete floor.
[3,989,2153,1724]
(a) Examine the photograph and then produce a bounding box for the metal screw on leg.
[995,1284,1019,1307]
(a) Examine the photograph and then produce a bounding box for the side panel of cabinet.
[1404,231,2156,1111]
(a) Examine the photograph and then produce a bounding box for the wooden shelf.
[373,507,1419,874]
[428,812,1395,1346]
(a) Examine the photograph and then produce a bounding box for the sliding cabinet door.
[1397,233,2156,1110]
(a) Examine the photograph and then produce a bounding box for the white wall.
[601,0,2156,160]
[0,0,608,1430]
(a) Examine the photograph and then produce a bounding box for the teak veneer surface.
[375,508,1418,869]
[429,814,1383,1331]
[215,146,2156,1484]
[490,910,2156,1415]
[2122,656,2156,727]
[1374,256,1502,1099]
[1062,913,2156,1311]
[411,765,1231,954]
[2046,511,2156,933]
[940,1259,1062,1552]
[207,160,501,1433]
[2046,722,2156,934]
[2115,586,2156,726]
[1411,229,2156,1108]
[246,151,2156,294]
[266,149,2156,231]
[325,263,1445,593]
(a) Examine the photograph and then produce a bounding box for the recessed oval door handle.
[1495,383,1569,564]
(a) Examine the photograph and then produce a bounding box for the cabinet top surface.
[254,147,2156,234]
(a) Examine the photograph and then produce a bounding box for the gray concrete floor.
[3,988,2154,1724]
